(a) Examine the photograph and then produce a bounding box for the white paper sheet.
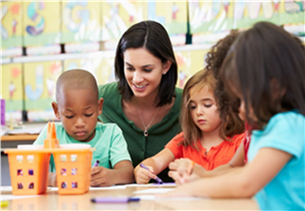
[1,195,41,201]
[136,194,202,201]
[133,188,174,194]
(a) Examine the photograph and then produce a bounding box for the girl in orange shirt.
[134,69,244,184]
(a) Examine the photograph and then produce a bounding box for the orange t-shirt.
[165,132,245,170]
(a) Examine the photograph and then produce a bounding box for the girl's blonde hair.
[180,69,222,149]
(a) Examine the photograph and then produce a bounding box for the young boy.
[33,69,134,187]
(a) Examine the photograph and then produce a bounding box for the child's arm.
[168,142,246,184]
[134,148,175,184]
[90,160,133,187]
[163,148,292,198]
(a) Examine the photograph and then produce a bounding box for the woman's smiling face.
[123,47,171,99]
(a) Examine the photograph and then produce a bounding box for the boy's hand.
[90,166,114,187]
[134,165,157,184]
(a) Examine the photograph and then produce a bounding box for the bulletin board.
[23,1,61,46]
[61,1,100,43]
[1,1,23,49]
[175,49,209,88]
[189,1,234,33]
[0,63,23,115]
[142,1,188,35]
[100,1,145,42]
[23,61,62,121]
[189,1,305,33]
[63,56,116,86]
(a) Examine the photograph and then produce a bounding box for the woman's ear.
[97,98,104,116]
[52,102,60,120]
[162,60,172,75]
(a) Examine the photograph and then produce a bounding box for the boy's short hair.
[56,69,98,102]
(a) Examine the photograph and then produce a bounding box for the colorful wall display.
[189,1,304,34]
[101,1,188,48]
[61,1,100,43]
[63,54,116,85]
[23,61,62,121]
[1,1,23,56]
[175,48,208,88]
[189,1,234,33]
[1,63,23,122]
[23,2,61,47]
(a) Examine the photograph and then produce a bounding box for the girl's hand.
[169,158,194,175]
[168,170,201,185]
[90,166,114,187]
[134,165,157,184]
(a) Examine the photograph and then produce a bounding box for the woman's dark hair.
[114,20,178,107]
[205,30,244,136]
[220,21,305,129]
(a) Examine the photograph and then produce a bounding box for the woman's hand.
[134,165,157,184]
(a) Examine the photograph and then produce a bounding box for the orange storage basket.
[5,151,50,195]
[5,122,93,195]
[53,149,92,195]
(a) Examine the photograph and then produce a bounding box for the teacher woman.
[98,20,182,182]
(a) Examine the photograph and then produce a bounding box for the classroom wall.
[1,1,304,122]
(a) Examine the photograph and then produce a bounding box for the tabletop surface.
[1,184,258,210]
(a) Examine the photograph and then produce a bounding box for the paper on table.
[90,185,126,190]
[126,182,176,187]
[5,127,42,135]
[1,195,41,201]
[133,188,174,194]
[136,194,202,201]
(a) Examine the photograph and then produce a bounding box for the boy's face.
[52,89,103,142]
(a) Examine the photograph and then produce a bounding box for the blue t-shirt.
[34,122,132,171]
[248,111,305,210]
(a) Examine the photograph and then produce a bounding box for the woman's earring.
[163,71,167,75]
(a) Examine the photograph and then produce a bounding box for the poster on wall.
[234,1,280,29]
[100,1,145,49]
[174,48,208,88]
[63,53,116,86]
[23,61,62,122]
[23,1,61,55]
[1,64,23,122]
[189,1,234,34]
[1,1,23,57]
[143,1,187,45]
[61,1,100,53]
[280,1,305,25]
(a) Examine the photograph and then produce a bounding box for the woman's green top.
[98,82,182,182]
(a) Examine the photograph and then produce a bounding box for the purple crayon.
[91,197,140,203]
[92,160,100,168]
[140,163,163,184]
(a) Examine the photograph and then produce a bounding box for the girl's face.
[52,89,103,142]
[123,47,171,99]
[189,85,222,134]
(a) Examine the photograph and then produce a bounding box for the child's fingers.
[168,161,178,170]
[91,166,104,175]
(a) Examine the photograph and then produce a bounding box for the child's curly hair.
[205,30,245,137]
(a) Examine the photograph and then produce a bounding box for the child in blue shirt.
[163,22,305,210]
[34,69,134,187]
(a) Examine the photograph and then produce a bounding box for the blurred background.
[1,0,304,124]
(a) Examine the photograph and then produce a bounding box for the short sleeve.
[253,112,305,159]
[165,132,184,158]
[109,125,132,167]
[33,124,48,145]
